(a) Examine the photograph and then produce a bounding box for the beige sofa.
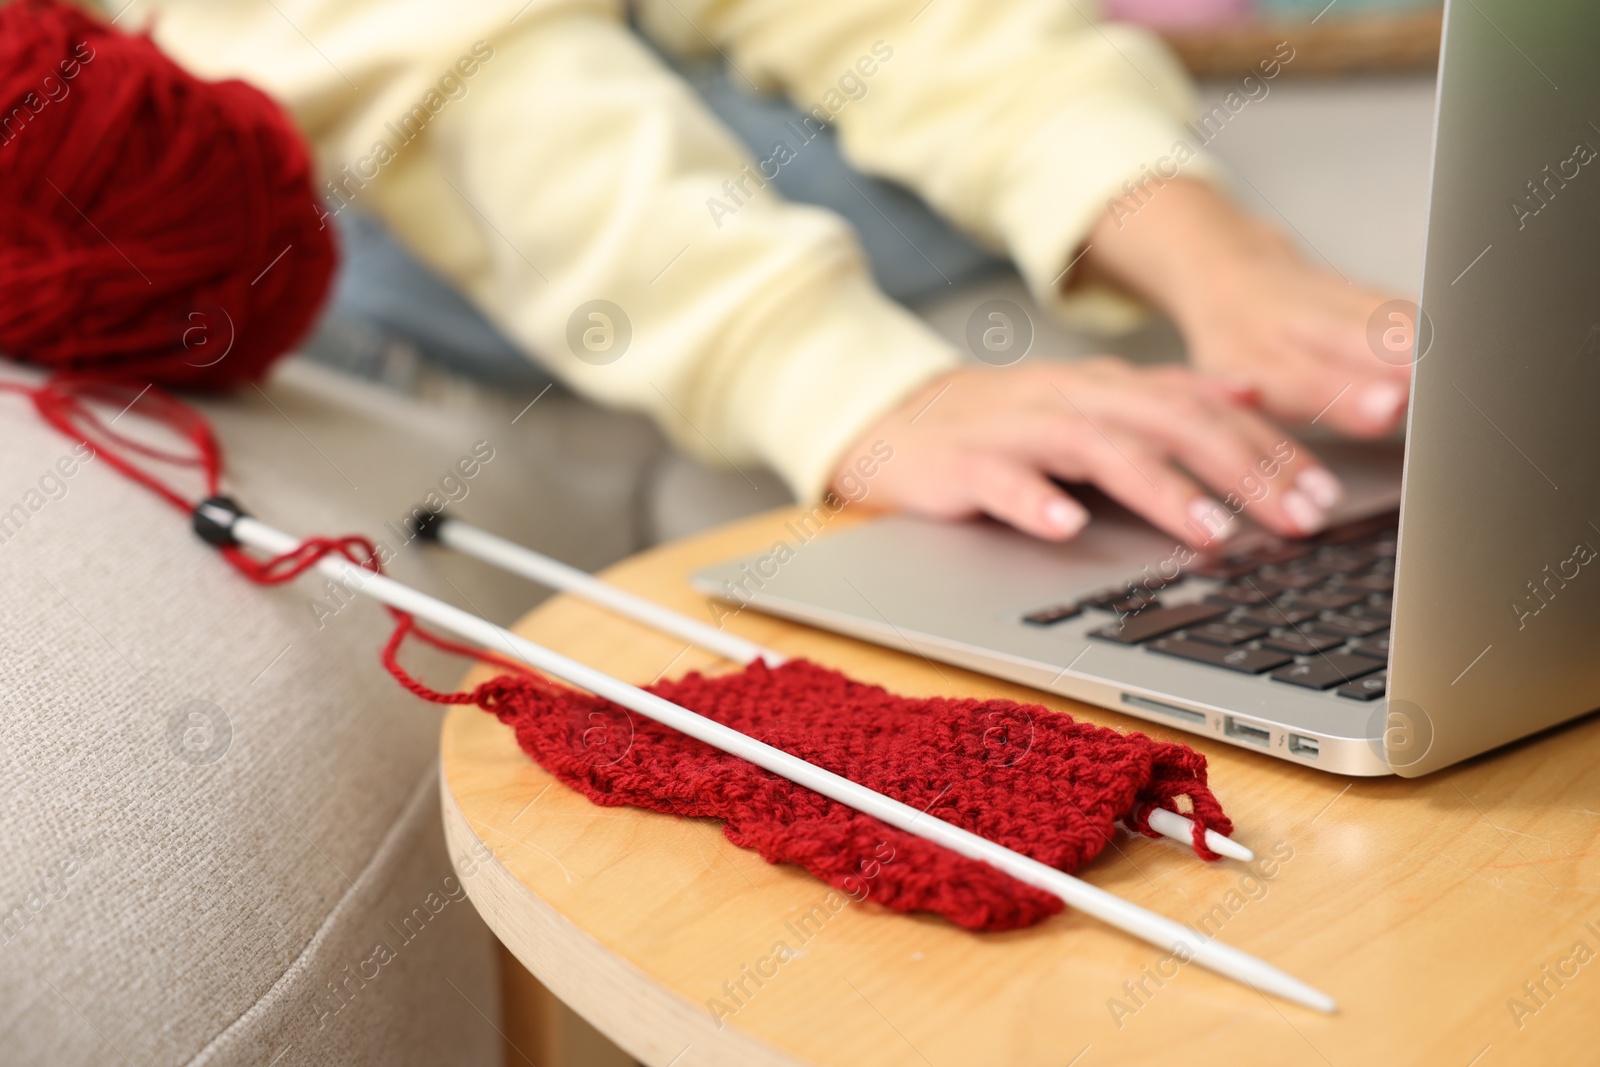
[0,359,706,1066]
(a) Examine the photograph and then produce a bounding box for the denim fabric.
[302,212,549,390]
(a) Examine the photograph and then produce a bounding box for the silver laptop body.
[693,0,1600,776]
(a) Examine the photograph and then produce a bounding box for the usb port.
[1288,734,1320,760]
[1223,717,1271,747]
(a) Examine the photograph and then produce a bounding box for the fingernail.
[1358,382,1406,426]
[1283,489,1326,535]
[1219,376,1260,405]
[1188,497,1236,543]
[1296,467,1344,510]
[1045,498,1089,536]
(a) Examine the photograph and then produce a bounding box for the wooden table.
[441,507,1600,1067]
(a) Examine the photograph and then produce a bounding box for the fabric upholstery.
[0,357,662,1065]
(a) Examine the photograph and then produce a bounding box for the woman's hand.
[829,358,1343,547]
[1083,179,1412,437]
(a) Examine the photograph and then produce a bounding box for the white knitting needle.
[418,513,785,667]
[208,505,1334,1013]
[421,513,1250,862]
[1129,810,1254,863]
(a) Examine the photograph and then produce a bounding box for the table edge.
[438,747,809,1067]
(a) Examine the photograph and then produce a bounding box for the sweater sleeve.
[131,0,959,501]
[636,0,1224,332]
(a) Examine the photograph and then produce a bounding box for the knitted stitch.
[440,657,1235,932]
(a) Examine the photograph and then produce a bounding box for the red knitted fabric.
[423,656,1234,932]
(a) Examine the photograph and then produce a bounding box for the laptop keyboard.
[1023,512,1399,702]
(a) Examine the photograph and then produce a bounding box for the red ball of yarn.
[0,0,336,389]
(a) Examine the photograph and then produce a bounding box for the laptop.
[692,0,1600,777]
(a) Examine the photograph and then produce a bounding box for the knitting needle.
[418,513,786,667]
[210,505,1335,1013]
[421,513,1251,863]
[1129,811,1254,862]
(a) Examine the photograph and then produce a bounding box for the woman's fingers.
[1302,286,1420,387]
[1303,296,1417,434]
[1115,382,1341,537]
[1247,350,1406,439]
[958,454,1090,541]
[1180,282,1413,439]
[1029,421,1236,549]
[831,358,1366,547]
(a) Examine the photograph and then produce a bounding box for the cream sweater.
[127,0,1205,499]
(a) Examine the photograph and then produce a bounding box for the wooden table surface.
[440,507,1600,1067]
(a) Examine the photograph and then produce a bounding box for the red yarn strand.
[0,376,221,512]
[0,375,527,700]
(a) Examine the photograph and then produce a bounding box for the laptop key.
[1148,638,1294,674]
[1312,552,1374,574]
[1316,511,1400,545]
[1347,635,1391,659]
[1261,629,1346,655]
[1347,600,1395,622]
[1189,620,1269,646]
[1184,555,1259,581]
[1088,602,1228,644]
[1344,573,1394,593]
[1246,543,1312,566]
[1288,589,1366,612]
[1205,586,1273,607]
[1109,594,1162,615]
[1239,579,1292,601]
[1237,606,1319,627]
[1311,613,1390,638]
[1022,604,1081,626]
[1270,653,1384,690]
[1336,671,1388,701]
[1078,587,1132,610]
[1257,569,1325,590]
[1080,584,1167,611]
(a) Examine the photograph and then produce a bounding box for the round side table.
[441,507,1600,1067]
